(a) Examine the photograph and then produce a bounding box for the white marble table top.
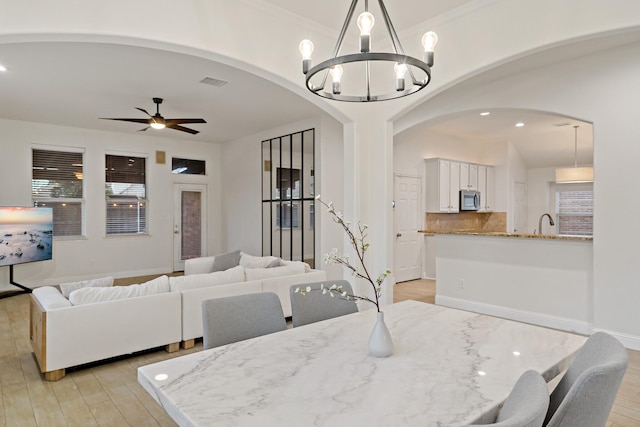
[138,300,586,427]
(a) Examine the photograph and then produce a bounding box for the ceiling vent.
[200,77,228,87]
[553,122,571,127]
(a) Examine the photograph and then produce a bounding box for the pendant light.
[555,125,593,183]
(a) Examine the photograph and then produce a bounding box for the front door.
[173,184,207,272]
[394,174,422,282]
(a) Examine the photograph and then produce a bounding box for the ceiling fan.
[101,98,206,135]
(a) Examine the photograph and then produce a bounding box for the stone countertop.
[138,300,586,427]
[418,230,592,241]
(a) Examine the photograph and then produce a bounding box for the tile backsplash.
[424,212,507,233]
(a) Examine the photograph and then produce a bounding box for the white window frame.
[105,152,149,236]
[549,182,594,237]
[32,146,86,239]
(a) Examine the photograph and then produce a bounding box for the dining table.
[138,300,586,427]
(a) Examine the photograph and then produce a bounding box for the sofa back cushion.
[244,263,306,281]
[68,275,170,305]
[32,286,73,309]
[169,265,245,292]
[184,256,216,275]
[212,250,242,272]
[240,252,280,269]
[59,276,114,298]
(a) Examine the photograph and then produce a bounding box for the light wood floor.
[0,279,637,426]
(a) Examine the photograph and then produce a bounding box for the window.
[105,154,147,235]
[171,157,206,175]
[32,148,84,237]
[554,183,593,236]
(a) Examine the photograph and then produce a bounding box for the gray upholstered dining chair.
[201,292,287,350]
[469,370,549,427]
[543,331,628,427]
[289,280,358,327]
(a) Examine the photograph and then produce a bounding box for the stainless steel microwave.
[460,190,481,211]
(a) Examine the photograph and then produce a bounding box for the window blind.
[105,155,147,235]
[32,149,84,237]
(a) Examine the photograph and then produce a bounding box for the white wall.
[527,168,555,234]
[221,114,345,279]
[394,40,640,348]
[0,118,221,288]
[436,234,593,334]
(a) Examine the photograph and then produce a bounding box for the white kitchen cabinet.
[477,165,495,211]
[425,158,460,213]
[460,163,478,191]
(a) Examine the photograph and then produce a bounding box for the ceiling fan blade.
[167,124,200,135]
[165,118,207,125]
[138,126,150,132]
[100,118,151,124]
[136,107,152,117]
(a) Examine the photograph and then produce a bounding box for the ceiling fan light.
[555,166,594,183]
[150,122,166,130]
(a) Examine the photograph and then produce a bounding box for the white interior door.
[394,175,422,282]
[513,181,526,233]
[173,184,207,271]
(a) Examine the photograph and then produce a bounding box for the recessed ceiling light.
[0,65,7,72]
[480,111,490,116]
[515,122,525,127]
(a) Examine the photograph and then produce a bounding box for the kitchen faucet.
[538,213,555,235]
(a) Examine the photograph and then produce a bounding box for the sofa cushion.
[281,260,312,273]
[59,276,114,298]
[267,258,283,268]
[32,286,73,309]
[68,275,170,306]
[185,256,216,275]
[213,250,241,272]
[169,265,245,292]
[244,263,306,281]
[240,252,280,269]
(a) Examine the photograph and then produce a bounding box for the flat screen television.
[0,207,53,268]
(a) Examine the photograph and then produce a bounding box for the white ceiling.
[0,1,595,168]
[261,0,476,32]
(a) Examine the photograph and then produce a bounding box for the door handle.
[396,233,402,237]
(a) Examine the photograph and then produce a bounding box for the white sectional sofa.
[178,254,326,347]
[30,276,182,381]
[29,252,326,379]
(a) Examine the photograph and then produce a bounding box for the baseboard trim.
[435,295,640,350]
[435,295,592,335]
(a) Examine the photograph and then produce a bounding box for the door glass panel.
[262,129,315,265]
[181,191,202,260]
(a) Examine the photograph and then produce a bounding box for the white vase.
[368,311,393,357]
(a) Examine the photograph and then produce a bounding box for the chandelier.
[298,0,438,102]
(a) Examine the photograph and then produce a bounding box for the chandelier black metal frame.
[299,0,438,102]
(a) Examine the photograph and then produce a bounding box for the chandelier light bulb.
[421,31,438,66]
[357,12,375,52]
[394,63,407,91]
[299,39,314,74]
[421,31,438,52]
[330,65,343,94]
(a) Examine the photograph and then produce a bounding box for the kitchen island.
[429,231,593,335]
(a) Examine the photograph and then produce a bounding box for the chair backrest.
[544,331,628,427]
[289,280,358,327]
[202,292,287,350]
[469,370,549,427]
